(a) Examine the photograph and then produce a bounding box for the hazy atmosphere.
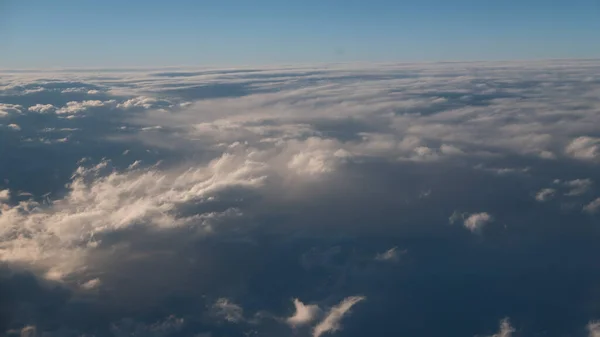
[1,1,600,337]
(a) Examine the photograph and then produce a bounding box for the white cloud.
[463,212,493,232]
[117,96,172,110]
[588,321,600,337]
[213,298,244,323]
[28,104,55,113]
[313,296,365,337]
[19,325,37,337]
[81,278,102,290]
[535,188,556,202]
[0,152,268,280]
[566,137,600,161]
[486,318,515,337]
[0,103,22,117]
[0,189,9,202]
[57,100,116,114]
[583,198,600,214]
[287,299,321,327]
[7,123,21,131]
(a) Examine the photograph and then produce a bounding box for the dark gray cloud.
[1,61,600,337]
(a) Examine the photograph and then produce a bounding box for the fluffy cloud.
[287,299,321,327]
[449,211,493,232]
[313,296,365,337]
[56,100,116,114]
[566,137,600,161]
[0,190,9,202]
[0,103,22,117]
[117,96,173,110]
[7,124,21,131]
[535,188,556,202]
[80,277,102,290]
[28,104,55,113]
[0,152,268,280]
[463,212,493,232]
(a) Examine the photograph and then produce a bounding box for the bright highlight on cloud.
[463,212,493,232]
[287,299,321,327]
[313,296,365,337]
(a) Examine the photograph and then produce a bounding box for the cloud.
[7,124,21,131]
[589,321,600,337]
[2,61,600,336]
[463,212,493,232]
[0,153,267,280]
[27,104,55,113]
[19,325,36,337]
[584,198,600,214]
[486,318,515,337]
[287,299,321,327]
[564,179,593,196]
[56,100,116,114]
[535,188,556,202]
[0,190,9,203]
[0,103,22,117]
[375,246,404,262]
[313,296,365,337]
[116,96,173,110]
[566,137,600,161]
[213,298,245,323]
[80,278,102,290]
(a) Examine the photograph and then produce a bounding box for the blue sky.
[1,0,599,68]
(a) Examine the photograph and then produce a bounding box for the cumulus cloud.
[287,299,321,327]
[117,96,173,110]
[313,296,365,337]
[56,100,116,114]
[535,188,556,202]
[7,124,21,131]
[0,189,9,203]
[28,104,55,113]
[0,103,22,117]
[0,153,267,280]
[463,212,493,232]
[566,137,600,161]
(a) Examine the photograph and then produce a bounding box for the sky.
[1,0,600,68]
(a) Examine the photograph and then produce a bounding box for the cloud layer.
[1,60,600,336]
